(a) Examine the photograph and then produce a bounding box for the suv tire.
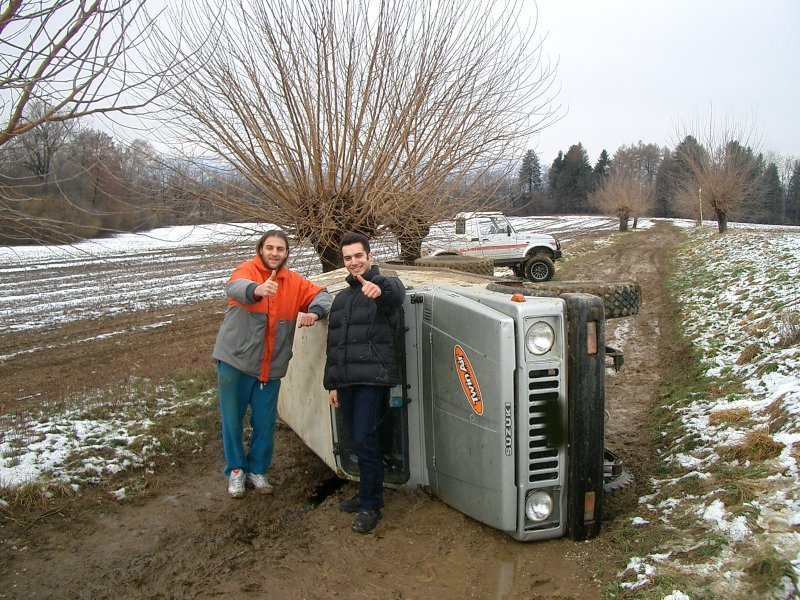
[486,280,641,319]
[524,255,555,282]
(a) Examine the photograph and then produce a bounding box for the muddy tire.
[602,449,636,520]
[602,469,636,521]
[486,280,641,319]
[413,255,494,276]
[524,255,555,282]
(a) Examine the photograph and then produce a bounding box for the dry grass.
[746,545,798,595]
[735,343,760,365]
[766,397,798,434]
[708,407,751,427]
[718,428,784,463]
[777,310,800,348]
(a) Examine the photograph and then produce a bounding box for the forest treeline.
[1,117,797,246]
[516,141,800,227]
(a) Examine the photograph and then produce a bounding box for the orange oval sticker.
[454,345,484,415]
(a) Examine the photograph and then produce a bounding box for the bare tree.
[1,0,172,243]
[588,169,653,231]
[610,141,663,228]
[672,116,762,233]
[149,0,560,270]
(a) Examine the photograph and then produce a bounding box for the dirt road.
[0,222,684,599]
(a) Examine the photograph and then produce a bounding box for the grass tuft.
[718,429,784,463]
[776,310,800,348]
[746,546,797,595]
[735,344,759,365]
[708,407,751,427]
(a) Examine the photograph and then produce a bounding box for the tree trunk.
[398,237,421,265]
[395,225,430,264]
[715,207,728,233]
[315,242,343,273]
[632,216,638,229]
[618,211,629,232]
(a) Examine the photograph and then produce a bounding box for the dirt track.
[0,222,684,599]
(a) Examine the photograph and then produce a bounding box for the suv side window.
[478,218,495,236]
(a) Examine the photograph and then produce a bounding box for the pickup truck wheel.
[524,256,555,282]
[413,255,494,276]
[485,280,641,319]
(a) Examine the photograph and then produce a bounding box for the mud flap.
[561,293,606,540]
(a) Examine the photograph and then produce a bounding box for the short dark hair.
[339,232,370,254]
[257,230,290,255]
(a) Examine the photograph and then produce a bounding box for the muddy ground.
[0,222,684,599]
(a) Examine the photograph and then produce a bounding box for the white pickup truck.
[418,211,562,282]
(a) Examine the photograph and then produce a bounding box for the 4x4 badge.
[454,345,483,415]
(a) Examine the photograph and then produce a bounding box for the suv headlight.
[525,321,554,355]
[525,490,553,522]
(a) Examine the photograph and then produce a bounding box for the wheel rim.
[528,262,549,281]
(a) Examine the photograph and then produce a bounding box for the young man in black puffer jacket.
[324,232,405,534]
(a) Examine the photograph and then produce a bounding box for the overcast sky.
[528,0,800,166]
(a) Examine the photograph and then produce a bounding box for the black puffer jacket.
[323,266,405,389]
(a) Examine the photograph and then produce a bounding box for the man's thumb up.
[357,274,381,299]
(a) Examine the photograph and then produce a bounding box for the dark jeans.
[338,385,386,511]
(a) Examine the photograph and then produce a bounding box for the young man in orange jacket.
[213,230,332,498]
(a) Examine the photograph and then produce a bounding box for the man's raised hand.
[256,268,279,299]
[357,274,382,299]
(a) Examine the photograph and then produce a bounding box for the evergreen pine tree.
[547,151,565,211]
[556,143,593,213]
[758,163,783,224]
[592,149,611,193]
[518,149,542,194]
[654,150,675,218]
[786,160,800,225]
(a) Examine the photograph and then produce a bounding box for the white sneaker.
[246,472,274,495]
[228,468,246,498]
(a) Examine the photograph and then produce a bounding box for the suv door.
[479,214,518,260]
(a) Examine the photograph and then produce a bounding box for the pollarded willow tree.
[588,169,654,232]
[149,0,559,270]
[672,117,763,233]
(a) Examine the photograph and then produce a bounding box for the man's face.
[260,236,288,271]
[341,242,373,277]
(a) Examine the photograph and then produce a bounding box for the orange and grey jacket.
[212,255,332,381]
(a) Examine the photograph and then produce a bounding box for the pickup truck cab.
[421,212,562,282]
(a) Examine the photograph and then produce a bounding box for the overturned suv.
[281,265,640,542]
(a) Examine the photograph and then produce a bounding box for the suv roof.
[456,211,504,219]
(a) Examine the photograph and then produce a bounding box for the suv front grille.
[526,368,561,483]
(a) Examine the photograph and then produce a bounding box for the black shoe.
[351,509,381,534]
[339,494,361,513]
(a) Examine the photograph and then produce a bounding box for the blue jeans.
[338,385,386,511]
[217,360,281,477]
